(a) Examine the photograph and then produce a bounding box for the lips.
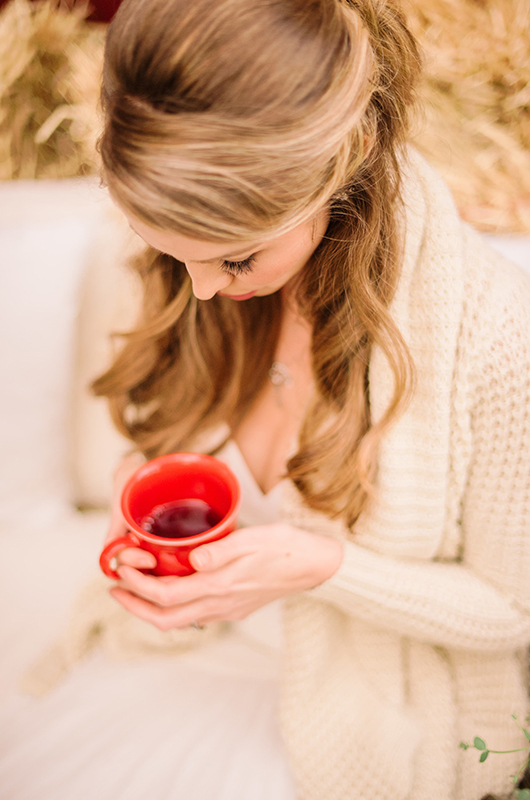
[217,290,257,300]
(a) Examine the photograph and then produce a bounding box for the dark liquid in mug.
[141,499,222,539]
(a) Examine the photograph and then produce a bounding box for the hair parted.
[94,0,422,527]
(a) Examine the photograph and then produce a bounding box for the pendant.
[268,361,293,387]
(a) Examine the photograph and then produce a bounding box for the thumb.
[189,531,248,571]
[188,546,213,571]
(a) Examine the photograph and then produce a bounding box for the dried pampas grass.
[0,0,104,179]
[0,0,529,232]
[407,0,530,233]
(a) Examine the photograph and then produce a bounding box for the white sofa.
[0,178,143,700]
[1,176,529,702]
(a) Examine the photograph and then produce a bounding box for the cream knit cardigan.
[278,151,530,800]
[24,151,530,800]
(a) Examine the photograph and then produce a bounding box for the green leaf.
[479,751,489,763]
[474,737,487,751]
[523,728,530,742]
[517,790,530,800]
[459,742,470,750]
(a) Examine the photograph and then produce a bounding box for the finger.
[109,586,213,631]
[115,564,210,607]
[109,586,190,629]
[103,515,130,547]
[189,528,257,572]
[105,453,146,546]
[114,547,157,570]
[111,453,146,513]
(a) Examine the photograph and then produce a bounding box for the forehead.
[124,211,265,263]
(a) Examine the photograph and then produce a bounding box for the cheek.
[267,255,298,280]
[261,240,313,282]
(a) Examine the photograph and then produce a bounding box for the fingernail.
[193,550,209,568]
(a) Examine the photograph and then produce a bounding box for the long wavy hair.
[94,0,421,527]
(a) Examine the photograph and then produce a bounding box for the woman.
[3,0,530,798]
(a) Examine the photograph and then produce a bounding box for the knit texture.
[279,151,530,800]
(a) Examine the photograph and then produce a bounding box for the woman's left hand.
[109,523,344,630]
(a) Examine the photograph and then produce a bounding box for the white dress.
[0,442,297,800]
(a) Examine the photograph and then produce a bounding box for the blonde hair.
[94,0,421,527]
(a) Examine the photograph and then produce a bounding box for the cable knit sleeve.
[309,256,530,653]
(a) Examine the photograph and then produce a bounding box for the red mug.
[99,453,241,579]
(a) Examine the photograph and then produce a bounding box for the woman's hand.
[103,452,157,571]
[108,523,344,629]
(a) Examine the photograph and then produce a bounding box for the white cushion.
[0,178,144,523]
[0,179,103,526]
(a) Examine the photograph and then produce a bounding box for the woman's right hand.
[103,452,157,572]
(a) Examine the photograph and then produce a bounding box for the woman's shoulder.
[461,224,530,334]
[400,148,530,344]
[401,147,530,302]
[458,224,530,396]
[397,147,530,396]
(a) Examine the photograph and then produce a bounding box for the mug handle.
[99,533,143,579]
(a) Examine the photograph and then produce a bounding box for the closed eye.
[220,255,256,275]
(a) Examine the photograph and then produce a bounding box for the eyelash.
[220,255,256,275]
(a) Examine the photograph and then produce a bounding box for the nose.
[185,262,232,301]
